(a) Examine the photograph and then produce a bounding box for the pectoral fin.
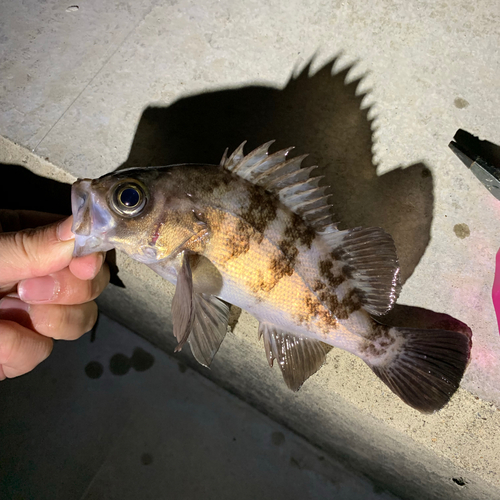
[188,294,230,367]
[175,253,229,364]
[259,323,327,391]
[151,253,228,364]
[188,254,223,295]
[172,252,195,352]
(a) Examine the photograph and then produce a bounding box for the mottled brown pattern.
[298,293,338,328]
[277,237,299,265]
[227,219,254,260]
[312,280,326,292]
[342,289,363,315]
[249,271,266,301]
[361,324,394,357]
[268,254,295,290]
[223,184,279,264]
[190,166,232,194]
[330,248,346,260]
[311,287,362,321]
[257,210,313,293]
[242,185,279,234]
[318,259,346,288]
[365,323,390,341]
[251,251,297,293]
[342,264,354,279]
[284,213,316,249]
[317,289,344,319]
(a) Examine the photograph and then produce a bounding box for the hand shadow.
[120,57,469,336]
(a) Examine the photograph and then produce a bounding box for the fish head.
[71,167,205,263]
[72,169,161,262]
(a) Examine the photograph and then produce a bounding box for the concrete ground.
[1,1,500,499]
[0,313,398,500]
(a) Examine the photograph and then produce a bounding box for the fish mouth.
[71,179,113,257]
[72,179,92,232]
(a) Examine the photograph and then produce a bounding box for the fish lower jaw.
[73,234,113,257]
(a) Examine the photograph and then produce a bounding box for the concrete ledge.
[1,2,499,496]
[2,136,500,499]
[97,255,500,500]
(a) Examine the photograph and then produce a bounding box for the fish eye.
[120,188,140,207]
[111,181,147,216]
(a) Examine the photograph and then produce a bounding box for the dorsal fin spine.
[219,147,229,167]
[230,140,275,175]
[222,141,337,232]
[303,205,333,218]
[286,185,327,200]
[246,147,295,180]
[309,214,333,227]
[293,195,331,213]
[266,164,317,190]
[256,156,310,188]
[225,141,247,170]
[279,177,323,197]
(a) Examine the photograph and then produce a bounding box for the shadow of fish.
[71,142,471,413]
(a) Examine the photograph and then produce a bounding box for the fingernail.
[18,276,59,303]
[0,297,30,311]
[87,252,105,281]
[95,252,105,274]
[57,217,74,242]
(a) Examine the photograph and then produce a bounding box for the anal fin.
[259,323,327,391]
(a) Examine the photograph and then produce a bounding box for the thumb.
[0,217,75,287]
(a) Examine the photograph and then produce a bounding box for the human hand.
[0,211,110,380]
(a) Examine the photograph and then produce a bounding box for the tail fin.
[366,327,472,413]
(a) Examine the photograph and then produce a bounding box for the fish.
[71,141,472,413]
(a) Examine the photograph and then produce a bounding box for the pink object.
[492,249,500,335]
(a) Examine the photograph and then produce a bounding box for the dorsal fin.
[320,227,401,315]
[221,141,337,232]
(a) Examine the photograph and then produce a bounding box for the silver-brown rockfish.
[71,141,471,413]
